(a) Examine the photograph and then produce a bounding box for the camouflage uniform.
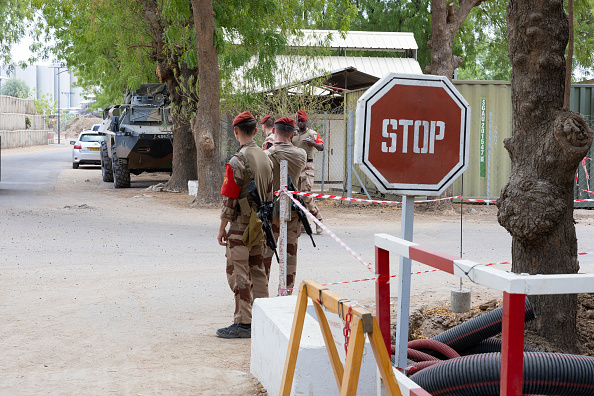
[263,141,307,294]
[220,141,273,324]
[291,128,323,223]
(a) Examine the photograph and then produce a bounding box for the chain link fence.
[305,107,403,202]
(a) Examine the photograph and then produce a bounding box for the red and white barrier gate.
[374,233,594,396]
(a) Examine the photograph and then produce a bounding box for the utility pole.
[49,65,68,144]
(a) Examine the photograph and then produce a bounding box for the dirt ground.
[64,116,103,141]
[2,145,594,394]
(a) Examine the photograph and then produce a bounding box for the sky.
[10,36,55,66]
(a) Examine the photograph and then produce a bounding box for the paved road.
[0,145,257,395]
[0,145,71,205]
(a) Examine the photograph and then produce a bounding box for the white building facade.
[0,64,85,112]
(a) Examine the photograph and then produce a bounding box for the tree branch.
[450,0,485,33]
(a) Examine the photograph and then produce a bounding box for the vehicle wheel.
[112,145,130,188]
[100,141,113,182]
[72,162,79,169]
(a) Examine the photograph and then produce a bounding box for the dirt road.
[1,145,593,395]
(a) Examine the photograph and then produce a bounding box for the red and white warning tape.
[284,191,459,205]
[279,190,594,205]
[279,187,374,272]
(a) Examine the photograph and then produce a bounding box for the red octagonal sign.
[355,73,470,196]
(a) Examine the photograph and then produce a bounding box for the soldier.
[261,114,275,150]
[291,110,324,234]
[263,117,307,294]
[216,110,274,339]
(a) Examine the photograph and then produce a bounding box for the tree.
[0,0,33,70]
[350,0,432,71]
[497,0,593,352]
[140,0,198,192]
[189,0,221,205]
[33,0,197,192]
[1,77,31,98]
[426,0,485,78]
[456,0,511,80]
[457,0,594,81]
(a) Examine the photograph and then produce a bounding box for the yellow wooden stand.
[279,280,402,396]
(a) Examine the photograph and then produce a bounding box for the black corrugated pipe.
[461,338,539,355]
[409,352,594,396]
[431,297,536,353]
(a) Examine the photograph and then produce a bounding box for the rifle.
[248,180,279,262]
[287,177,316,248]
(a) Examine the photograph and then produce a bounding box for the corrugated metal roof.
[287,30,418,52]
[272,56,422,86]
[322,56,422,76]
[232,56,422,93]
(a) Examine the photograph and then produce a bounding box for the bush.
[1,78,31,98]
[34,92,57,115]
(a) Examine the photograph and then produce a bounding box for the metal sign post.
[278,160,289,296]
[394,195,414,370]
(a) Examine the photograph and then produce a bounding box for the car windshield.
[79,134,105,143]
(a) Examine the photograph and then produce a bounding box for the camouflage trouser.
[263,213,301,294]
[225,221,269,324]
[299,162,322,222]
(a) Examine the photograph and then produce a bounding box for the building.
[0,64,86,113]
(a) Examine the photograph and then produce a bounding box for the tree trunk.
[498,0,592,353]
[159,63,198,192]
[426,0,482,78]
[191,0,222,205]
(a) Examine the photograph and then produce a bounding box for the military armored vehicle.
[99,83,173,188]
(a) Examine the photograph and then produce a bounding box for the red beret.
[297,110,308,121]
[261,115,273,124]
[275,117,295,127]
[233,111,255,126]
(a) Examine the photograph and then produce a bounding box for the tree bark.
[191,0,222,205]
[498,0,592,353]
[157,62,198,192]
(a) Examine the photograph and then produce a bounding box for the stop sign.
[355,73,470,196]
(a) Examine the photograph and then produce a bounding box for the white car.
[71,130,106,169]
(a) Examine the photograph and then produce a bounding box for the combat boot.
[216,323,251,339]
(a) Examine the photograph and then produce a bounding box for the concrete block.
[251,296,377,396]
[188,180,199,196]
[450,288,471,313]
